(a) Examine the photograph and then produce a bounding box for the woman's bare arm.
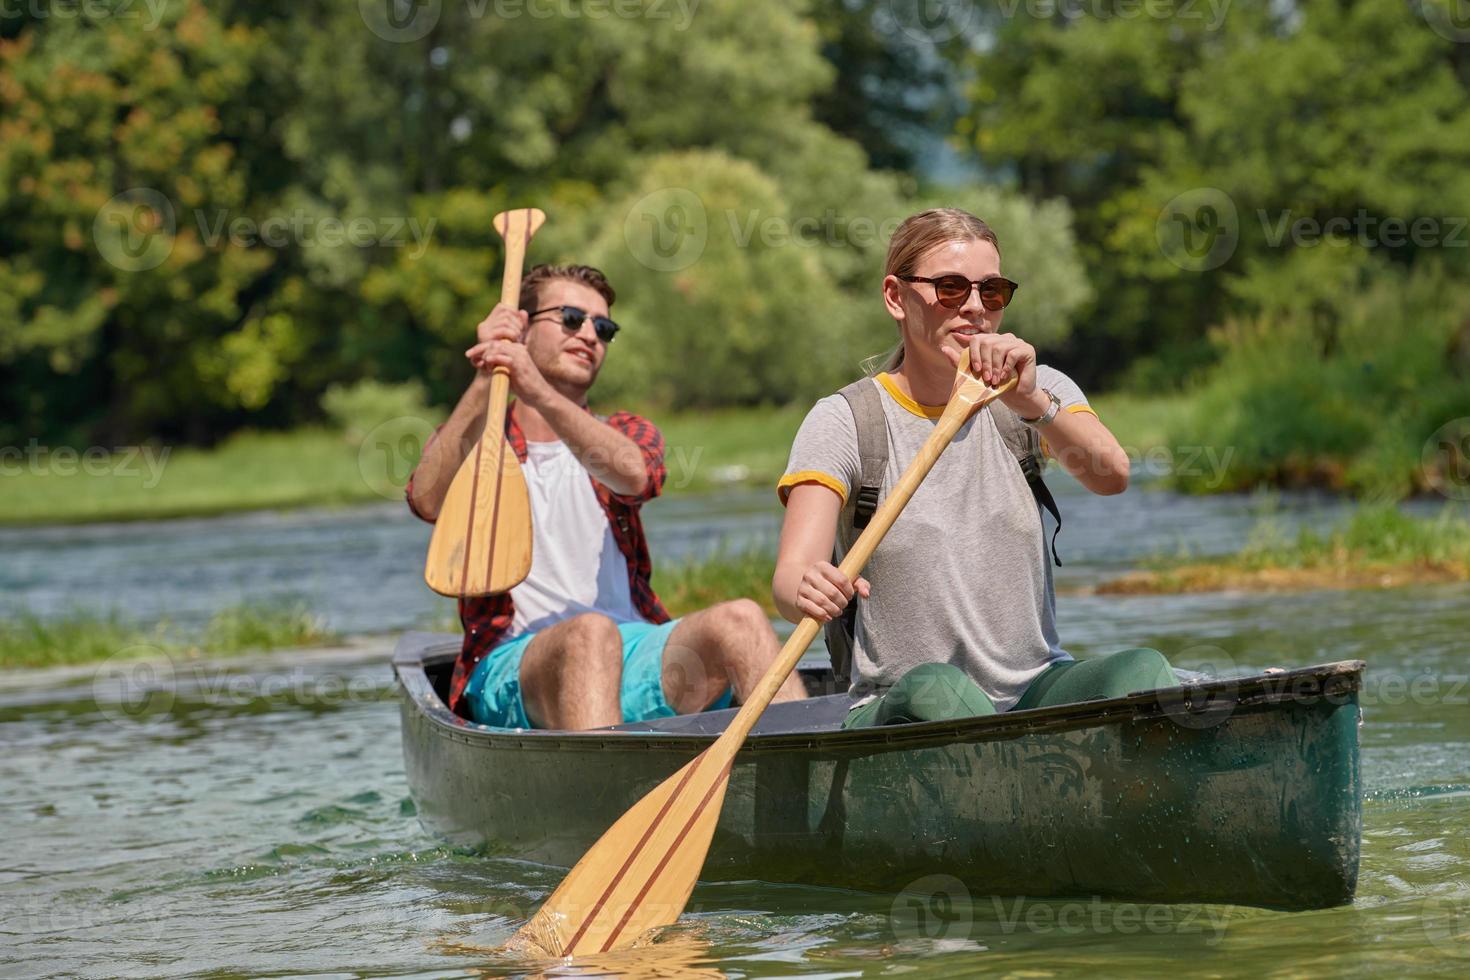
[772,484,869,624]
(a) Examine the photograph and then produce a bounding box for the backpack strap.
[836,379,888,530]
[820,379,889,688]
[989,402,1064,567]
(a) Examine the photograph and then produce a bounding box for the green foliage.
[1165,263,1470,497]
[320,380,442,447]
[586,151,885,407]
[2,1,1092,453]
[960,0,1470,387]
[1225,504,1470,572]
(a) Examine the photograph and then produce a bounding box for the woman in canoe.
[772,207,1175,727]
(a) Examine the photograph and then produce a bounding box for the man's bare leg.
[660,599,808,715]
[518,613,624,730]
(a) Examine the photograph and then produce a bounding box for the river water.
[3,480,1468,977]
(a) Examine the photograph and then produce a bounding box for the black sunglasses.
[529,305,620,344]
[899,274,1019,311]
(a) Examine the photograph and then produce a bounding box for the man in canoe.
[408,263,807,730]
[772,208,1175,727]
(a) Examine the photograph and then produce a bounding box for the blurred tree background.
[3,0,1469,497]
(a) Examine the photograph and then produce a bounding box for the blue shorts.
[463,619,734,729]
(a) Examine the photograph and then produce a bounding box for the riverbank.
[1097,505,1470,594]
[0,393,1168,526]
[10,502,1467,669]
[0,605,336,670]
[0,555,774,671]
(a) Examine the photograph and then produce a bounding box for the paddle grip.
[482,209,546,440]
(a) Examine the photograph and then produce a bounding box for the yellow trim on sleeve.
[777,470,848,506]
[1036,405,1099,459]
[875,372,946,420]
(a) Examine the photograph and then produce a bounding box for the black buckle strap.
[853,484,880,529]
[1021,455,1063,567]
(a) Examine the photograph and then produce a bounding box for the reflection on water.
[3,484,1469,977]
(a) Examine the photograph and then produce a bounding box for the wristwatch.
[1021,389,1061,427]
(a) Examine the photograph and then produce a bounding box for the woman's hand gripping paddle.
[424,208,546,598]
[510,355,1017,957]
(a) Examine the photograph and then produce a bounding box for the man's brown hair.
[519,264,616,312]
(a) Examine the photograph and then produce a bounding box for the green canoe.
[393,632,1362,910]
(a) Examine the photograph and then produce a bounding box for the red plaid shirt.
[406,406,671,716]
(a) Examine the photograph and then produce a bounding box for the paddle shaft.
[713,372,1019,751]
[509,365,1014,957]
[480,213,538,448]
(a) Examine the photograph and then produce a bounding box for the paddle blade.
[424,432,532,598]
[493,207,546,245]
[512,743,735,958]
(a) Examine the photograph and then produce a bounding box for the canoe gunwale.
[393,632,1365,755]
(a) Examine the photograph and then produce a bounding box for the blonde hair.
[861,208,1002,376]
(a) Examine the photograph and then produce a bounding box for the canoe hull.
[395,634,1361,910]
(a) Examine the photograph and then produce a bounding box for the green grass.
[1100,504,1470,594]
[2,406,811,526]
[0,427,400,525]
[0,604,336,670]
[653,547,780,619]
[0,388,1210,528]
[1229,504,1470,571]
[655,404,807,495]
[1156,265,1470,498]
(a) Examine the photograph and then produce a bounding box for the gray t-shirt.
[779,367,1094,711]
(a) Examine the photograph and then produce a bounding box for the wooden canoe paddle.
[424,208,546,598]
[511,357,1018,958]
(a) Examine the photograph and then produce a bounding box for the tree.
[956,0,1470,388]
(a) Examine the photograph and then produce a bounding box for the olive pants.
[841,648,1175,729]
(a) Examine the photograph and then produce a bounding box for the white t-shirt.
[508,439,647,638]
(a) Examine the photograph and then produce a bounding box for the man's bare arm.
[407,374,490,522]
[533,391,648,498]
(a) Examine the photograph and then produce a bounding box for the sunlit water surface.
[3,483,1468,977]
